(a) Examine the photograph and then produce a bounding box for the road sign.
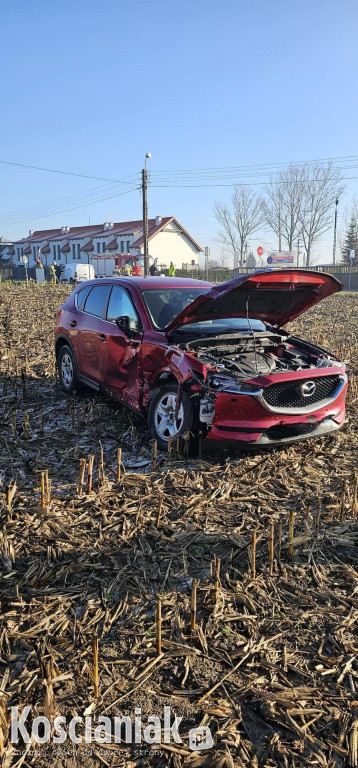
[257,246,264,256]
[267,251,294,266]
[349,249,356,259]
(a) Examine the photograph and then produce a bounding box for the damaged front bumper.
[202,374,347,445]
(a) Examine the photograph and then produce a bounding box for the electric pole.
[333,197,339,265]
[142,152,151,277]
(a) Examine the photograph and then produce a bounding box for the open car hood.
[165,269,343,331]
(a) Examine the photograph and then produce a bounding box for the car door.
[78,283,112,382]
[101,284,142,408]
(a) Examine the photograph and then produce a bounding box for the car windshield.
[142,288,207,329]
[141,288,266,333]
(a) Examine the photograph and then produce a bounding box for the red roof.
[13,218,203,252]
[81,240,94,252]
[105,238,118,251]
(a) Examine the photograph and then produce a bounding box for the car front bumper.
[205,377,347,445]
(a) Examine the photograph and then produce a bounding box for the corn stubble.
[0,283,357,767]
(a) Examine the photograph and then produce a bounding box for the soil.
[0,283,357,768]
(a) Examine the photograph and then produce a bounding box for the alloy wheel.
[154,392,184,440]
[60,352,73,389]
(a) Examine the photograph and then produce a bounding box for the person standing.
[149,262,157,276]
[168,261,175,277]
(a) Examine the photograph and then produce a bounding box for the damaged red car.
[55,269,347,450]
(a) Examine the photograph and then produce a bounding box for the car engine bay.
[173,330,340,382]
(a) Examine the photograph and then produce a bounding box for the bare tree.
[214,186,264,267]
[262,165,303,252]
[298,162,344,267]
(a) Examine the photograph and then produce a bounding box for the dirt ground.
[0,282,357,768]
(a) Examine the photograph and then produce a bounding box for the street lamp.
[142,152,151,277]
[333,197,339,266]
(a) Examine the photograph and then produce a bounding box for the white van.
[60,263,95,283]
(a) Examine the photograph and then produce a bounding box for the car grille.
[262,375,341,410]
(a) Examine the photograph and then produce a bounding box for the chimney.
[61,226,70,234]
[104,222,114,231]
[29,230,34,236]
[156,216,162,226]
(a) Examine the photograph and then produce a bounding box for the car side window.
[83,285,112,318]
[76,286,91,311]
[106,286,140,326]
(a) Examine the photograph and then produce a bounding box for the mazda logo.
[301,381,316,397]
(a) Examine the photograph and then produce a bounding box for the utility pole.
[333,197,339,265]
[142,152,151,277]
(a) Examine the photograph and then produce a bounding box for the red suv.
[55,270,347,449]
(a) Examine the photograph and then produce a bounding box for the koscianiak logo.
[10,705,213,751]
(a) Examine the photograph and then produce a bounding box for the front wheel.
[148,383,199,452]
[58,344,79,394]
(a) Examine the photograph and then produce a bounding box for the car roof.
[78,277,214,290]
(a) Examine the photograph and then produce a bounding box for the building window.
[102,242,106,253]
[53,245,57,260]
[33,246,37,261]
[77,243,81,258]
[121,241,124,253]
[72,243,76,259]
[126,240,130,252]
[57,245,61,259]
[16,247,19,259]
[96,242,101,254]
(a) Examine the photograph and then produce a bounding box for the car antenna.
[246,295,259,374]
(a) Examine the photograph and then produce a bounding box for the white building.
[12,217,203,271]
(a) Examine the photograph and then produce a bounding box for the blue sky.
[1,0,357,263]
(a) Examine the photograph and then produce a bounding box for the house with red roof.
[12,216,203,271]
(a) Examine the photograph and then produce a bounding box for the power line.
[0,186,140,227]
[149,175,358,189]
[0,181,124,222]
[0,158,139,184]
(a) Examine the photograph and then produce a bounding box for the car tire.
[148,382,199,452]
[57,344,80,394]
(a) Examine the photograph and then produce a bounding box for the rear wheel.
[148,382,199,452]
[58,344,79,394]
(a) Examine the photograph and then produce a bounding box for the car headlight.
[209,375,262,395]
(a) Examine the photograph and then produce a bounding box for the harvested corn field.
[0,282,358,768]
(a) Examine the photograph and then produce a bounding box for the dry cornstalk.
[44,469,51,505]
[349,719,358,768]
[156,598,162,656]
[315,497,321,543]
[251,531,257,579]
[167,435,172,456]
[288,510,294,558]
[277,519,282,565]
[11,411,17,438]
[40,471,46,510]
[156,495,163,528]
[23,410,29,440]
[214,557,221,607]
[352,474,358,518]
[98,441,104,486]
[92,635,100,698]
[116,447,122,483]
[87,454,95,494]
[269,521,274,575]
[6,481,16,510]
[77,458,86,496]
[304,505,310,537]
[340,480,347,522]
[191,579,198,630]
[152,440,158,470]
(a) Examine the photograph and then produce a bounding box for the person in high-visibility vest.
[169,261,175,277]
[50,263,57,284]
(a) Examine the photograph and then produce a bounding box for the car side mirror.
[115,315,140,337]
